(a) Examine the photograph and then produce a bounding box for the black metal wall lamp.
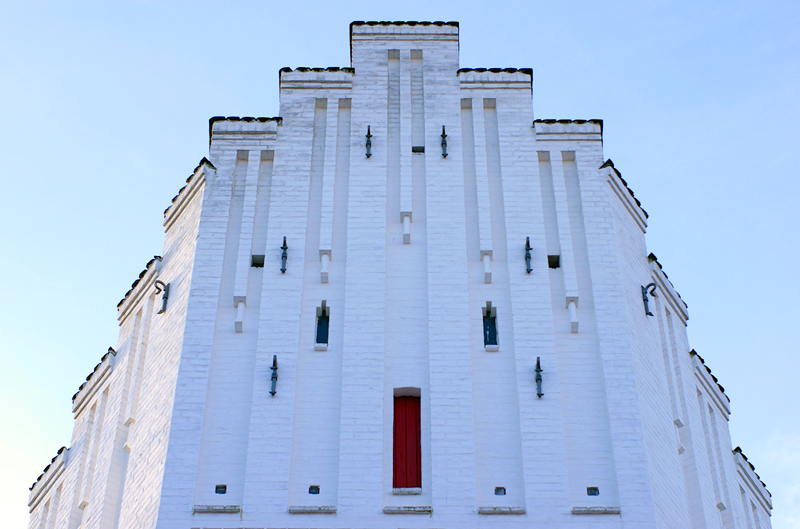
[270,355,278,396]
[525,237,532,274]
[535,357,544,398]
[154,280,170,314]
[642,282,657,316]
[280,237,288,273]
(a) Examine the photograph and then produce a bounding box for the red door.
[393,396,421,488]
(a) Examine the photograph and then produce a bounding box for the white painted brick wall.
[29,21,770,529]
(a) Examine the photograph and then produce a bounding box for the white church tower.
[28,21,772,529]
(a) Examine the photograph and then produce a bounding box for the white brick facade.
[28,21,772,529]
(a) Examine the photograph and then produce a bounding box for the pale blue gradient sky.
[1,1,798,527]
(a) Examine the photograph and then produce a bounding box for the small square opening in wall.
[548,255,560,269]
[587,487,599,496]
[251,255,265,268]
[309,485,320,495]
[495,487,506,496]
[215,484,227,494]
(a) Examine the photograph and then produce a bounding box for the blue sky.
[1,1,798,527]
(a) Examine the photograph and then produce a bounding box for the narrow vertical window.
[315,301,329,350]
[483,302,498,350]
[393,395,421,489]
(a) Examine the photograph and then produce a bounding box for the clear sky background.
[1,1,797,527]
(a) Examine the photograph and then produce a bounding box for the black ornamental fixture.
[270,355,278,396]
[441,126,448,158]
[154,280,170,314]
[365,126,372,158]
[535,357,544,398]
[280,237,288,273]
[642,282,657,316]
[525,237,532,274]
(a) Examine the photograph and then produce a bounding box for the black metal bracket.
[525,237,532,273]
[365,126,372,158]
[642,282,657,316]
[535,357,544,398]
[441,126,448,158]
[280,237,288,273]
[154,280,170,314]
[270,355,278,396]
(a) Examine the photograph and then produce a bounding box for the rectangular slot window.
[483,302,498,348]
[412,146,425,153]
[251,255,265,268]
[315,302,329,349]
[393,395,421,488]
[547,255,560,269]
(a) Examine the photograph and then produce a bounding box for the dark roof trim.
[117,256,162,309]
[458,67,532,76]
[600,158,647,218]
[351,20,458,28]
[164,157,216,217]
[29,446,66,490]
[647,253,688,308]
[733,446,771,497]
[208,116,282,145]
[72,347,117,402]
[279,66,354,74]
[535,118,604,136]
[689,349,730,403]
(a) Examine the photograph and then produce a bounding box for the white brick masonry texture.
[28,21,771,529]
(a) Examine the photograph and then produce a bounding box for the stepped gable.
[208,118,281,145]
[349,21,459,65]
[733,447,771,496]
[116,256,162,309]
[72,347,117,403]
[690,349,730,403]
[278,68,355,90]
[29,447,66,490]
[536,118,604,134]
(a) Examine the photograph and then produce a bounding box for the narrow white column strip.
[551,150,579,322]
[233,150,261,309]
[319,99,338,280]
[473,99,493,279]
[399,51,413,242]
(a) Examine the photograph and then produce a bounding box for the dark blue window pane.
[316,314,329,344]
[483,315,497,346]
